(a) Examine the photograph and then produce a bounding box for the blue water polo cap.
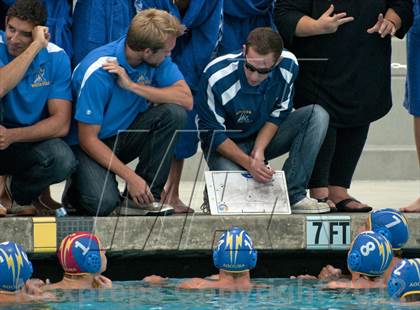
[388,258,420,299]
[213,227,257,272]
[369,208,409,250]
[0,241,33,291]
[347,231,393,276]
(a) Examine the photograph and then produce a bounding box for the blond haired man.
[65,9,192,216]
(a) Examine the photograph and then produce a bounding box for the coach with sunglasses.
[196,27,331,214]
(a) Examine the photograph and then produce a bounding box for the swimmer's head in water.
[388,258,420,301]
[347,231,393,277]
[0,241,32,291]
[57,232,105,274]
[368,208,409,251]
[213,227,257,272]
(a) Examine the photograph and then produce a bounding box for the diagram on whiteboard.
[205,171,291,215]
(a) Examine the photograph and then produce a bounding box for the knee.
[48,142,77,180]
[161,104,187,129]
[311,105,330,127]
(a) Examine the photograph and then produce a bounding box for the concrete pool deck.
[0,180,418,255]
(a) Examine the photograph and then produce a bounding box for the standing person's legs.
[162,108,198,213]
[0,139,76,205]
[400,117,420,211]
[116,103,187,204]
[308,126,337,208]
[401,13,420,212]
[328,125,372,211]
[265,105,329,207]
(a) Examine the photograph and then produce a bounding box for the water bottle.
[55,207,67,217]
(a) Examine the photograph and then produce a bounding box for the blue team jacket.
[218,0,276,55]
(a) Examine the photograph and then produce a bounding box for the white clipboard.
[204,171,291,215]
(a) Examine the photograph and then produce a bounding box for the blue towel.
[219,0,275,55]
[2,0,72,57]
[72,0,135,67]
[137,0,223,91]
[404,0,420,116]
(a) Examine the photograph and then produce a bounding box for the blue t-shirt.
[67,36,184,145]
[0,31,72,127]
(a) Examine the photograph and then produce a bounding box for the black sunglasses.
[244,60,276,75]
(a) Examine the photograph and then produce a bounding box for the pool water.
[2,279,418,309]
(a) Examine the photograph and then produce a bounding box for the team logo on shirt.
[32,66,50,88]
[236,110,253,124]
[136,74,151,85]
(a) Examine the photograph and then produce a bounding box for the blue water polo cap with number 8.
[347,231,393,276]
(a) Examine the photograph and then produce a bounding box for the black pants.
[0,138,77,205]
[308,124,370,189]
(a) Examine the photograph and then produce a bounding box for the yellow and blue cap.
[347,231,393,276]
[0,241,33,292]
[368,208,409,250]
[388,258,420,300]
[213,227,257,272]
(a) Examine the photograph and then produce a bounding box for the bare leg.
[400,116,420,212]
[309,187,335,209]
[0,175,12,209]
[37,187,61,210]
[162,158,193,213]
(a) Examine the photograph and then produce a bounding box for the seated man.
[196,27,330,214]
[65,8,192,216]
[326,231,393,289]
[388,258,420,303]
[0,241,54,302]
[0,0,76,216]
[43,232,111,290]
[144,227,262,290]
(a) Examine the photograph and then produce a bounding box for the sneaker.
[115,198,174,216]
[292,197,330,214]
[5,176,37,216]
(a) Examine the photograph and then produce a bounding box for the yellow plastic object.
[32,217,57,253]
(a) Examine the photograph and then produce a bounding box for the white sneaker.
[292,197,330,214]
[115,198,174,216]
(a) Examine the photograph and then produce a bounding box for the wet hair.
[221,270,248,279]
[393,249,403,258]
[245,27,284,61]
[127,8,185,52]
[7,0,47,26]
[361,274,380,281]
